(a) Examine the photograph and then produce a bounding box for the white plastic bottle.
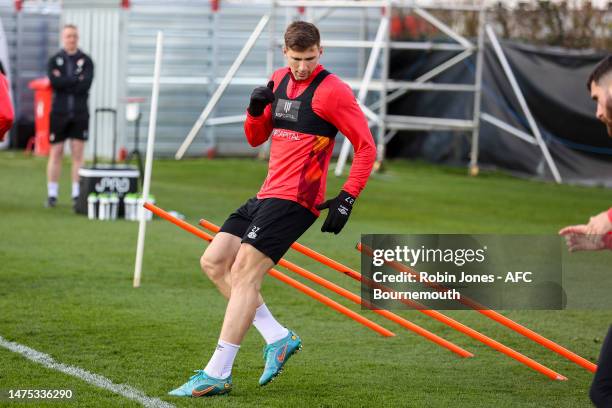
[87,193,98,220]
[124,194,136,221]
[109,194,119,221]
[98,194,110,221]
[136,196,144,221]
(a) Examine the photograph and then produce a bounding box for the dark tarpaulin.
[387,40,612,186]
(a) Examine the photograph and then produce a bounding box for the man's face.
[283,45,322,81]
[62,27,79,53]
[590,78,612,137]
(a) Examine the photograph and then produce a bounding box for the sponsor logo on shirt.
[275,98,301,122]
[272,129,301,141]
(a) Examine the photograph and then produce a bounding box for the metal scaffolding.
[174,0,563,182]
[175,1,483,162]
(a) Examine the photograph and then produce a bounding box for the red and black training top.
[244,64,376,216]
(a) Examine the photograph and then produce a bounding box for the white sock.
[204,340,239,379]
[253,303,289,344]
[71,182,80,199]
[48,182,58,198]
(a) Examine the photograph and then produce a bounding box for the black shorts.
[220,197,317,264]
[49,113,89,144]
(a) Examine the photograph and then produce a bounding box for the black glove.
[315,190,356,234]
[247,80,275,117]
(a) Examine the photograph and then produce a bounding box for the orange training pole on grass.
[247,230,566,380]
[143,203,394,337]
[278,259,473,358]
[267,269,395,338]
[357,242,597,374]
[200,219,567,380]
[197,219,472,358]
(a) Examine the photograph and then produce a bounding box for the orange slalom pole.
[358,242,597,374]
[478,309,596,373]
[268,269,395,337]
[257,231,566,380]
[143,203,394,337]
[199,218,472,358]
[279,258,473,358]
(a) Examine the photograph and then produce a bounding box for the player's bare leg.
[69,139,85,208]
[46,142,64,207]
[219,244,274,345]
[169,244,299,397]
[201,234,287,344]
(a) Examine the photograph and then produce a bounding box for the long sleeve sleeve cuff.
[246,109,268,123]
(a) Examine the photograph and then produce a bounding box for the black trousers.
[591,326,612,408]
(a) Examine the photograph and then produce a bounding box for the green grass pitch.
[1,151,611,407]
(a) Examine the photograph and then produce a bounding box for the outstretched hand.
[559,224,606,252]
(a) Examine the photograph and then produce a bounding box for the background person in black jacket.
[46,24,94,208]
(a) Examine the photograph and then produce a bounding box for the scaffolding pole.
[335,11,389,176]
[376,1,391,169]
[334,2,483,176]
[175,14,270,160]
[368,48,474,110]
[485,24,562,183]
[469,5,485,177]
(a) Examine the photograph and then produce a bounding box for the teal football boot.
[168,370,232,397]
[259,330,302,386]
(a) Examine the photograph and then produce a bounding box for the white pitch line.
[0,336,174,408]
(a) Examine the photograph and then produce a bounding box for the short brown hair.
[587,55,612,91]
[284,21,320,51]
